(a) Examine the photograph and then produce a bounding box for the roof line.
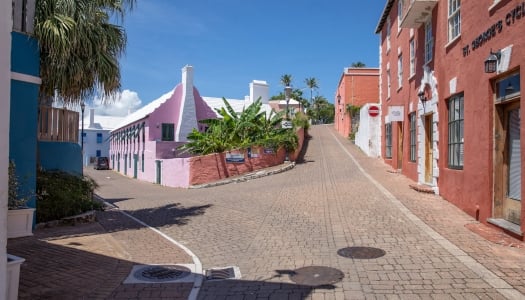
[375,0,395,34]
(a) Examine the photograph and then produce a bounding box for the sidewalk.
[6,127,525,299]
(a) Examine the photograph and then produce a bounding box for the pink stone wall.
[188,128,305,186]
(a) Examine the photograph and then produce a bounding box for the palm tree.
[280,74,293,87]
[34,0,136,105]
[304,77,318,107]
[351,61,366,68]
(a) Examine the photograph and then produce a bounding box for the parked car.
[94,157,109,170]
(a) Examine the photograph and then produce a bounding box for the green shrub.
[36,169,102,223]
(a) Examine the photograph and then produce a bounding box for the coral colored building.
[334,67,379,138]
[376,0,525,238]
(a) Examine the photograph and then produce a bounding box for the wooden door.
[425,114,433,183]
[397,122,404,169]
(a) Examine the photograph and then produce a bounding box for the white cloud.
[92,89,142,116]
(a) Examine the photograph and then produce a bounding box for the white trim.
[11,71,41,84]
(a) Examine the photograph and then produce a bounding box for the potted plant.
[6,254,25,300]
[7,161,35,238]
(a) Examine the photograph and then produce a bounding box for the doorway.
[424,114,433,184]
[494,101,521,225]
[397,122,404,169]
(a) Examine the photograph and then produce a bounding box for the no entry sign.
[368,105,380,117]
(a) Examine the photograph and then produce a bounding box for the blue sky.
[106,1,385,114]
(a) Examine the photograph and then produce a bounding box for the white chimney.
[89,108,95,127]
[175,65,199,142]
[250,80,269,104]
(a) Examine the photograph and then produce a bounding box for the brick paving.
[7,124,525,299]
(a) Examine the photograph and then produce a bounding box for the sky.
[93,0,386,116]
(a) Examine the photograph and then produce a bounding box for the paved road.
[83,125,525,299]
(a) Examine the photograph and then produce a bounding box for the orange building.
[376,0,525,238]
[334,68,379,138]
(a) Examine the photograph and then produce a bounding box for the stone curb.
[189,162,296,189]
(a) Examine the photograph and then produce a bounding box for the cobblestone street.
[9,125,525,299]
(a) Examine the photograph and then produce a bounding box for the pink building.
[109,66,282,187]
[334,67,380,138]
[376,0,525,238]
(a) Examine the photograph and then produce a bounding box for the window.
[448,93,464,169]
[386,17,391,52]
[161,123,174,141]
[425,20,433,63]
[448,0,461,41]
[397,54,403,88]
[96,133,103,143]
[496,72,520,101]
[397,0,404,29]
[387,68,391,98]
[409,112,416,162]
[409,38,415,77]
[385,123,393,158]
[96,150,101,157]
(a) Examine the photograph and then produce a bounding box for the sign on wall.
[388,106,404,122]
[225,152,245,163]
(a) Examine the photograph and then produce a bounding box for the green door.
[155,160,161,184]
[124,154,127,175]
[133,154,138,179]
[117,153,120,172]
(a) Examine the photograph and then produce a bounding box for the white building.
[79,109,123,166]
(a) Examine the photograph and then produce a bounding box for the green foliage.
[36,169,102,223]
[351,61,366,67]
[179,98,299,155]
[35,0,136,104]
[280,74,293,87]
[8,161,30,209]
[346,104,361,116]
[293,112,310,130]
[307,95,335,124]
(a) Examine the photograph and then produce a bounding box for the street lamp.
[80,101,85,155]
[284,86,292,119]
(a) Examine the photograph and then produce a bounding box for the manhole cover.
[205,266,241,280]
[133,265,191,283]
[289,266,344,286]
[337,246,386,259]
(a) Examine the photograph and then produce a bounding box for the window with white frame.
[448,0,461,41]
[409,112,416,162]
[397,54,403,88]
[448,93,464,169]
[409,38,415,77]
[387,68,391,98]
[385,123,392,158]
[398,0,404,29]
[386,17,391,52]
[425,20,433,63]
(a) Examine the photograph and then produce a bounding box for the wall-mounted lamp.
[418,90,428,112]
[337,94,341,104]
[484,49,501,73]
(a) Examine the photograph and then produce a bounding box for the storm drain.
[123,264,195,284]
[337,246,386,259]
[205,266,241,281]
[289,266,344,287]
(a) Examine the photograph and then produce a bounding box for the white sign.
[281,120,293,129]
[388,106,404,122]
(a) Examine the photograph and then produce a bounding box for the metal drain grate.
[205,266,241,280]
[133,265,191,283]
[289,266,344,286]
[337,246,386,259]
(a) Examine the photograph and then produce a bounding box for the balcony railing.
[12,0,36,33]
[400,0,438,28]
[38,106,79,143]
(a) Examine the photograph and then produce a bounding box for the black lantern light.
[337,94,341,104]
[418,90,428,113]
[484,50,501,73]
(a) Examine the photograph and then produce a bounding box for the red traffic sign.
[368,105,380,117]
